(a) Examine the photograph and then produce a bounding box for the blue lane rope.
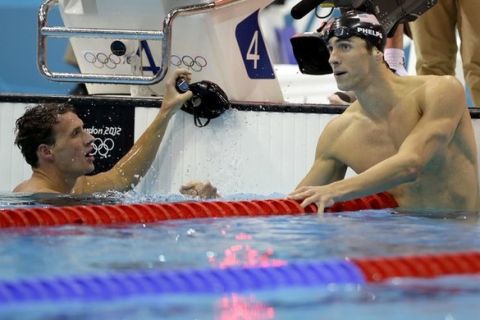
[0,260,364,304]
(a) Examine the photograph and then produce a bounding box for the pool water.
[0,194,479,319]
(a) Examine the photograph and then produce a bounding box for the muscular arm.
[73,69,193,194]
[297,119,348,188]
[291,77,469,210]
[291,117,348,212]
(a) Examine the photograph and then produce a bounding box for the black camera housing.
[297,0,438,34]
[290,33,333,75]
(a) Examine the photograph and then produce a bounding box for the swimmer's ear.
[37,144,54,161]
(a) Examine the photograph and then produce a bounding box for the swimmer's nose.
[85,135,95,147]
[328,49,339,66]
[84,129,95,142]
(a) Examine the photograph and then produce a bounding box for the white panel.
[0,102,33,192]
[135,108,336,195]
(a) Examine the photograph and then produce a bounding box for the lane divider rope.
[0,251,477,304]
[0,192,398,228]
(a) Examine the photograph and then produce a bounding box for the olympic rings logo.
[83,51,123,69]
[170,55,208,72]
[92,138,115,158]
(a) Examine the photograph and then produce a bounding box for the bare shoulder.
[410,75,464,97]
[13,179,58,194]
[428,76,466,110]
[316,103,362,148]
[323,107,355,135]
[12,180,29,192]
[332,101,363,123]
[405,75,466,112]
[423,75,463,92]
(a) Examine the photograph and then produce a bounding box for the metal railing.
[37,0,244,85]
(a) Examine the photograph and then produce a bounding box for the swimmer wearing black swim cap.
[289,11,479,214]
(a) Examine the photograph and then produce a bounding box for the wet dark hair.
[14,103,75,168]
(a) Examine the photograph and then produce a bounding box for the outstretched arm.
[289,119,348,211]
[73,69,193,194]
[297,127,348,189]
[290,77,469,212]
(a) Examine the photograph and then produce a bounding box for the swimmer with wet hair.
[14,69,193,194]
[288,11,479,213]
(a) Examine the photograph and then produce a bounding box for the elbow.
[401,155,423,183]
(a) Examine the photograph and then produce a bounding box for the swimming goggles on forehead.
[320,17,357,39]
[320,17,385,49]
[322,26,358,43]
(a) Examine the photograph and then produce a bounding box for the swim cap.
[181,80,230,127]
[320,11,386,52]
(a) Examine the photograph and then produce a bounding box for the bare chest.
[336,113,418,173]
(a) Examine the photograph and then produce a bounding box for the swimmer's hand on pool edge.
[180,181,220,199]
[288,186,335,214]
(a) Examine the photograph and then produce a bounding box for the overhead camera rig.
[289,0,438,75]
